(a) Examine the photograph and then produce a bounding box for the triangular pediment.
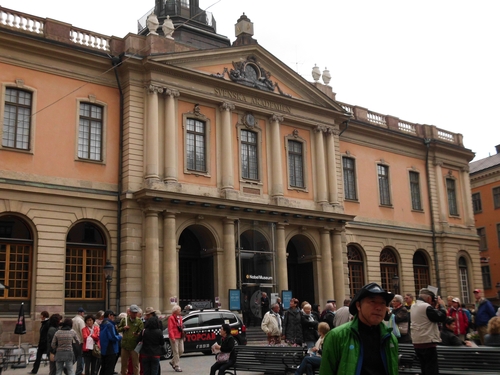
[148,44,347,114]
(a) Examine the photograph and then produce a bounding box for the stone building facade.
[0,2,480,343]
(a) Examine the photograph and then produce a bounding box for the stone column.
[460,166,475,227]
[164,89,180,183]
[276,223,288,292]
[434,161,447,223]
[326,127,339,205]
[222,219,237,308]
[144,209,161,309]
[332,228,345,301]
[314,125,328,204]
[163,212,178,311]
[320,229,334,301]
[269,114,284,197]
[220,102,235,190]
[146,85,162,181]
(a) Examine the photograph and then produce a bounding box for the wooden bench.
[223,345,307,375]
[398,343,500,374]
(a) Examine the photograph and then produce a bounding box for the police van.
[161,309,247,359]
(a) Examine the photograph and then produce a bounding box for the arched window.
[66,222,106,311]
[380,248,398,293]
[348,245,365,298]
[413,250,430,296]
[0,215,33,313]
[458,257,471,304]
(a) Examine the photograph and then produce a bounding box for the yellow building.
[0,1,479,342]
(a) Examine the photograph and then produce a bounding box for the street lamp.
[496,282,500,300]
[103,260,114,310]
[392,274,400,294]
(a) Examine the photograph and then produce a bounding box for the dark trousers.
[415,346,439,375]
[83,350,98,375]
[31,345,47,373]
[209,359,235,375]
[99,354,117,375]
[140,357,159,375]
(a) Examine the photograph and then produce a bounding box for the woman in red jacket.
[82,315,100,375]
[167,305,184,372]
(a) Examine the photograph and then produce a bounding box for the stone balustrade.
[0,7,44,34]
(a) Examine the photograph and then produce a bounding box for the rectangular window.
[409,171,422,210]
[78,103,103,161]
[481,265,492,290]
[288,140,304,188]
[478,227,487,250]
[65,247,105,299]
[186,118,206,172]
[342,157,357,200]
[0,243,31,299]
[2,88,32,150]
[377,164,391,205]
[472,192,482,213]
[241,130,258,180]
[446,178,458,215]
[494,187,500,209]
[497,223,500,248]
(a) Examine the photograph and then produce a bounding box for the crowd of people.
[29,305,182,375]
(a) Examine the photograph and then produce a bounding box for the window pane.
[446,179,458,215]
[343,157,357,200]
[2,88,32,150]
[477,227,487,250]
[288,140,304,188]
[241,130,258,180]
[472,193,482,213]
[186,119,206,172]
[378,165,391,205]
[78,103,103,161]
[409,171,422,210]
[493,187,500,209]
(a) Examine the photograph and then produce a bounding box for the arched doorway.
[287,234,315,305]
[0,215,33,314]
[178,225,215,308]
[348,244,365,298]
[66,221,107,312]
[380,247,399,294]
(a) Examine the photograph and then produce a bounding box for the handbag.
[398,321,409,335]
[92,344,101,358]
[134,341,143,354]
[216,352,230,363]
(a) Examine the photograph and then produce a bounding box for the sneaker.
[174,368,182,372]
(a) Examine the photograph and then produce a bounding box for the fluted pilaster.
[146,85,162,181]
[326,127,339,205]
[220,102,236,190]
[269,114,284,197]
[314,125,328,204]
[164,89,180,183]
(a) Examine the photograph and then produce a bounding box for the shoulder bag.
[216,352,230,363]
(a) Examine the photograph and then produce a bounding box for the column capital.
[460,165,470,173]
[434,159,444,167]
[165,88,180,97]
[314,125,328,133]
[269,114,284,123]
[147,84,164,94]
[326,126,340,136]
[219,101,235,112]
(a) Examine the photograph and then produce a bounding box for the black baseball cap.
[349,283,393,315]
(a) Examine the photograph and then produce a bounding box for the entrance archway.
[286,234,315,305]
[178,225,215,308]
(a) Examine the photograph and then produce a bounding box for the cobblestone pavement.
[2,343,268,375]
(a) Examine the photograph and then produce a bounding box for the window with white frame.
[377,164,391,206]
[3,88,32,150]
[241,130,258,180]
[288,140,304,188]
[459,257,470,304]
[409,171,422,210]
[343,157,357,200]
[78,103,103,161]
[446,178,458,215]
[186,118,206,172]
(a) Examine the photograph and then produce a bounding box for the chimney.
[232,14,258,46]
[496,144,500,154]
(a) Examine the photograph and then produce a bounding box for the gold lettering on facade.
[214,88,291,114]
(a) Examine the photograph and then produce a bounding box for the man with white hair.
[261,303,282,344]
[411,288,446,375]
[117,304,144,375]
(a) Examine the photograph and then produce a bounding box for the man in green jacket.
[320,283,399,375]
[117,304,144,375]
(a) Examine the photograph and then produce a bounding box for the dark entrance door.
[286,239,315,305]
[178,227,214,308]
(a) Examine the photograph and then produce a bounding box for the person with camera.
[167,305,184,372]
[411,288,447,375]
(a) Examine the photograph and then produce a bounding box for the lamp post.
[496,282,500,300]
[103,260,114,310]
[392,274,400,295]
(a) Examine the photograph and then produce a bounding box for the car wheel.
[161,341,173,360]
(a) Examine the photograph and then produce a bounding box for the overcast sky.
[2,0,498,161]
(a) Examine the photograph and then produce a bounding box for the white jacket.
[261,311,282,336]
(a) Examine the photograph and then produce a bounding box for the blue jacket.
[475,298,496,326]
[100,318,122,355]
